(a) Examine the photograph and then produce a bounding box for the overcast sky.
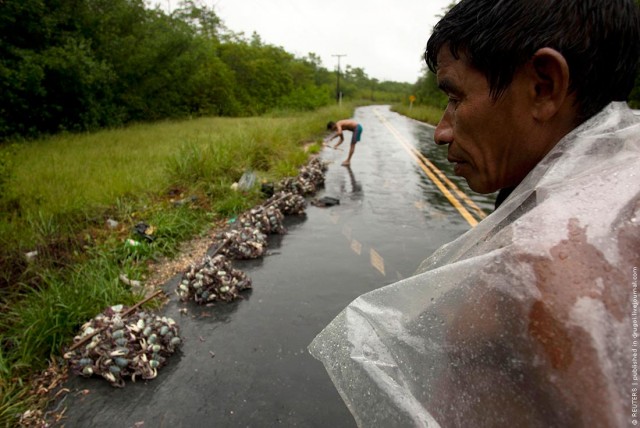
[153,0,453,83]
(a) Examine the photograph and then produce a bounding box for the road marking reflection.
[342,224,352,240]
[321,210,388,279]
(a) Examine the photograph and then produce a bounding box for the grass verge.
[0,103,353,426]
[391,103,444,125]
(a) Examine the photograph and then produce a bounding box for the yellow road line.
[412,150,486,220]
[370,248,386,276]
[409,148,486,220]
[374,109,483,227]
[376,109,485,220]
[350,239,362,255]
[380,119,478,227]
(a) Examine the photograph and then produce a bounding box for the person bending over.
[326,119,363,166]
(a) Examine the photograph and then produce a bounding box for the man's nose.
[434,112,452,146]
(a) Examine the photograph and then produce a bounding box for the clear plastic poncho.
[309,102,640,427]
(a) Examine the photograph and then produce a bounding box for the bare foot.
[341,161,350,166]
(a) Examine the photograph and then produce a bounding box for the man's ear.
[528,47,571,121]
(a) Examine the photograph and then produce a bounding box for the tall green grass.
[391,103,444,125]
[0,103,352,426]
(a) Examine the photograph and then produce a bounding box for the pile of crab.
[277,157,327,196]
[265,191,307,216]
[177,157,328,305]
[177,254,252,304]
[64,157,329,387]
[64,304,181,387]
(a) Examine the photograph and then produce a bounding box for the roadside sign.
[409,95,416,110]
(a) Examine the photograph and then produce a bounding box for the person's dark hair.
[425,0,640,122]
[327,121,336,130]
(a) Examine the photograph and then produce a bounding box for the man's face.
[434,48,538,194]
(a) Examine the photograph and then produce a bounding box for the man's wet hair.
[425,0,640,123]
[327,121,336,130]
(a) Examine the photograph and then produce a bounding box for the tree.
[413,68,447,109]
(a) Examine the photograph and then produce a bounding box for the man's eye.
[447,97,460,109]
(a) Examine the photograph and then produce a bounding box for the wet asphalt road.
[54,106,495,427]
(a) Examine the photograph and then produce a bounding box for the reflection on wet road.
[55,105,495,427]
[373,108,486,226]
[320,105,496,281]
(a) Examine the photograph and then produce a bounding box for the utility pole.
[332,54,346,105]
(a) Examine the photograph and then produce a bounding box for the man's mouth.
[447,155,467,175]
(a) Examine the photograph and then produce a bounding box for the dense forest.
[4,0,640,141]
[0,0,412,141]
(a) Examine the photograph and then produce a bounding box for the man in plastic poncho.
[309,0,640,426]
